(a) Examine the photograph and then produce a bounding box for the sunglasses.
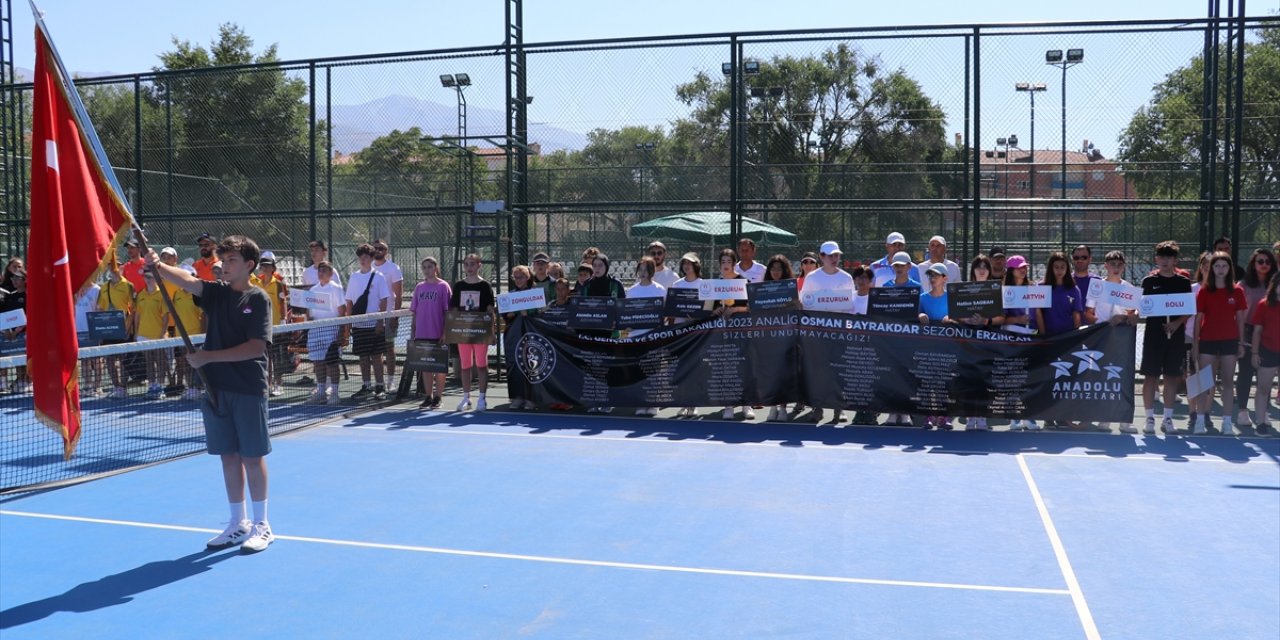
[1072,255,1089,260]
[1256,259,1274,265]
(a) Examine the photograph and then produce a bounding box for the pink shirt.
[410,280,452,340]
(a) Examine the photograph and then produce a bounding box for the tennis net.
[0,309,414,494]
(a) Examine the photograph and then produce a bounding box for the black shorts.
[1260,347,1280,369]
[1197,339,1238,357]
[1140,326,1187,377]
[351,327,382,357]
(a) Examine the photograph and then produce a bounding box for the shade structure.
[628,211,798,248]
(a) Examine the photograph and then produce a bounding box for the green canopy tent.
[627,212,798,256]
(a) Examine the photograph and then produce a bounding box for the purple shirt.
[1040,283,1085,336]
[410,280,452,340]
[1073,274,1097,299]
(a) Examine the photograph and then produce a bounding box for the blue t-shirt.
[1040,283,1084,336]
[920,292,949,322]
[885,278,922,289]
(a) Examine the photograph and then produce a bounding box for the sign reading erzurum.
[507,313,1136,422]
[867,287,920,320]
[443,309,495,344]
[947,281,1003,319]
[800,288,853,313]
[748,279,799,313]
[698,278,748,301]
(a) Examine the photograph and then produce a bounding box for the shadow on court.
[339,407,1280,465]
[0,548,240,629]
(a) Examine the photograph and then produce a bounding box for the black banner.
[404,339,450,373]
[748,279,800,313]
[566,297,618,330]
[664,287,711,319]
[87,310,128,341]
[508,312,1136,421]
[443,310,495,344]
[867,287,920,320]
[540,304,570,326]
[616,297,665,330]
[947,281,1003,320]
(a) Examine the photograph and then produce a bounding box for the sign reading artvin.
[507,312,1136,421]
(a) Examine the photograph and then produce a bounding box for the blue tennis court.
[2,410,1277,638]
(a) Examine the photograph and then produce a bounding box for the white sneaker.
[1009,420,1023,431]
[722,407,736,420]
[327,391,341,405]
[767,407,780,422]
[1161,417,1177,434]
[835,411,846,422]
[1236,412,1253,427]
[677,407,695,418]
[742,407,755,420]
[307,388,327,405]
[1026,420,1041,431]
[1143,416,1156,434]
[241,521,274,554]
[457,398,473,412]
[207,519,253,549]
[475,397,487,412]
[1119,423,1138,434]
[1221,419,1235,436]
[269,384,284,397]
[1192,417,1207,435]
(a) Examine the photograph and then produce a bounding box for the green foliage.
[1117,24,1279,204]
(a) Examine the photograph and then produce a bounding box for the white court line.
[1016,455,1102,640]
[323,423,1275,465]
[0,509,1069,596]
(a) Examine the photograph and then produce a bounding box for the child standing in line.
[452,253,496,412]
[133,271,170,399]
[411,257,452,410]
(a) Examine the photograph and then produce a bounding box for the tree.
[1117,24,1279,205]
[157,23,312,214]
[348,126,492,209]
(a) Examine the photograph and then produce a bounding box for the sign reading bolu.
[507,312,1137,422]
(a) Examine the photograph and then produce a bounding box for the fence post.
[308,62,317,243]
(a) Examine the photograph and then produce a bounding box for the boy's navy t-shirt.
[199,280,272,396]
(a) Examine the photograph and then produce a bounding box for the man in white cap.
[915,235,961,287]
[800,241,853,424]
[869,232,907,287]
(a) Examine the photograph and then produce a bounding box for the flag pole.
[131,226,218,408]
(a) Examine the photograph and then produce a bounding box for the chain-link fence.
[1,17,1276,292]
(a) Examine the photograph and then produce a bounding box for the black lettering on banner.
[508,311,1136,422]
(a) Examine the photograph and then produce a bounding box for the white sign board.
[295,289,338,311]
[800,288,854,312]
[698,279,748,301]
[1139,293,1196,317]
[1088,280,1144,310]
[1184,364,1215,400]
[497,288,547,314]
[0,308,26,330]
[1002,285,1052,309]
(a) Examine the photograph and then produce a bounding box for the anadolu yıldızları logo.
[516,333,557,384]
[1049,348,1126,401]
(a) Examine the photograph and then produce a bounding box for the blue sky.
[13,0,1273,155]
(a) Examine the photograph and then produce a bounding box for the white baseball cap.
[159,246,177,257]
[891,251,913,266]
[819,241,842,255]
[929,235,947,246]
[260,251,276,261]
[886,232,906,245]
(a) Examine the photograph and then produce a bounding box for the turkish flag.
[29,25,134,459]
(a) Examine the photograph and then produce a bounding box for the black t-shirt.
[1140,272,1192,328]
[199,280,272,396]
[0,288,24,312]
[451,279,495,311]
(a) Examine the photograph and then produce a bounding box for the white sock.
[252,499,268,524]
[330,383,340,395]
[1163,408,1174,419]
[230,501,246,523]
[315,384,325,393]
[1145,409,1155,419]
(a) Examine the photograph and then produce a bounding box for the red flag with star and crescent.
[29,19,135,459]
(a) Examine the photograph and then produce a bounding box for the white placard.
[497,288,546,314]
[800,288,854,312]
[1002,285,1052,309]
[698,278,748,301]
[1184,364,1215,400]
[0,308,26,330]
[1004,323,1037,335]
[1088,280,1143,310]
[1139,292,1196,317]
[1086,278,1105,302]
[295,289,337,311]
